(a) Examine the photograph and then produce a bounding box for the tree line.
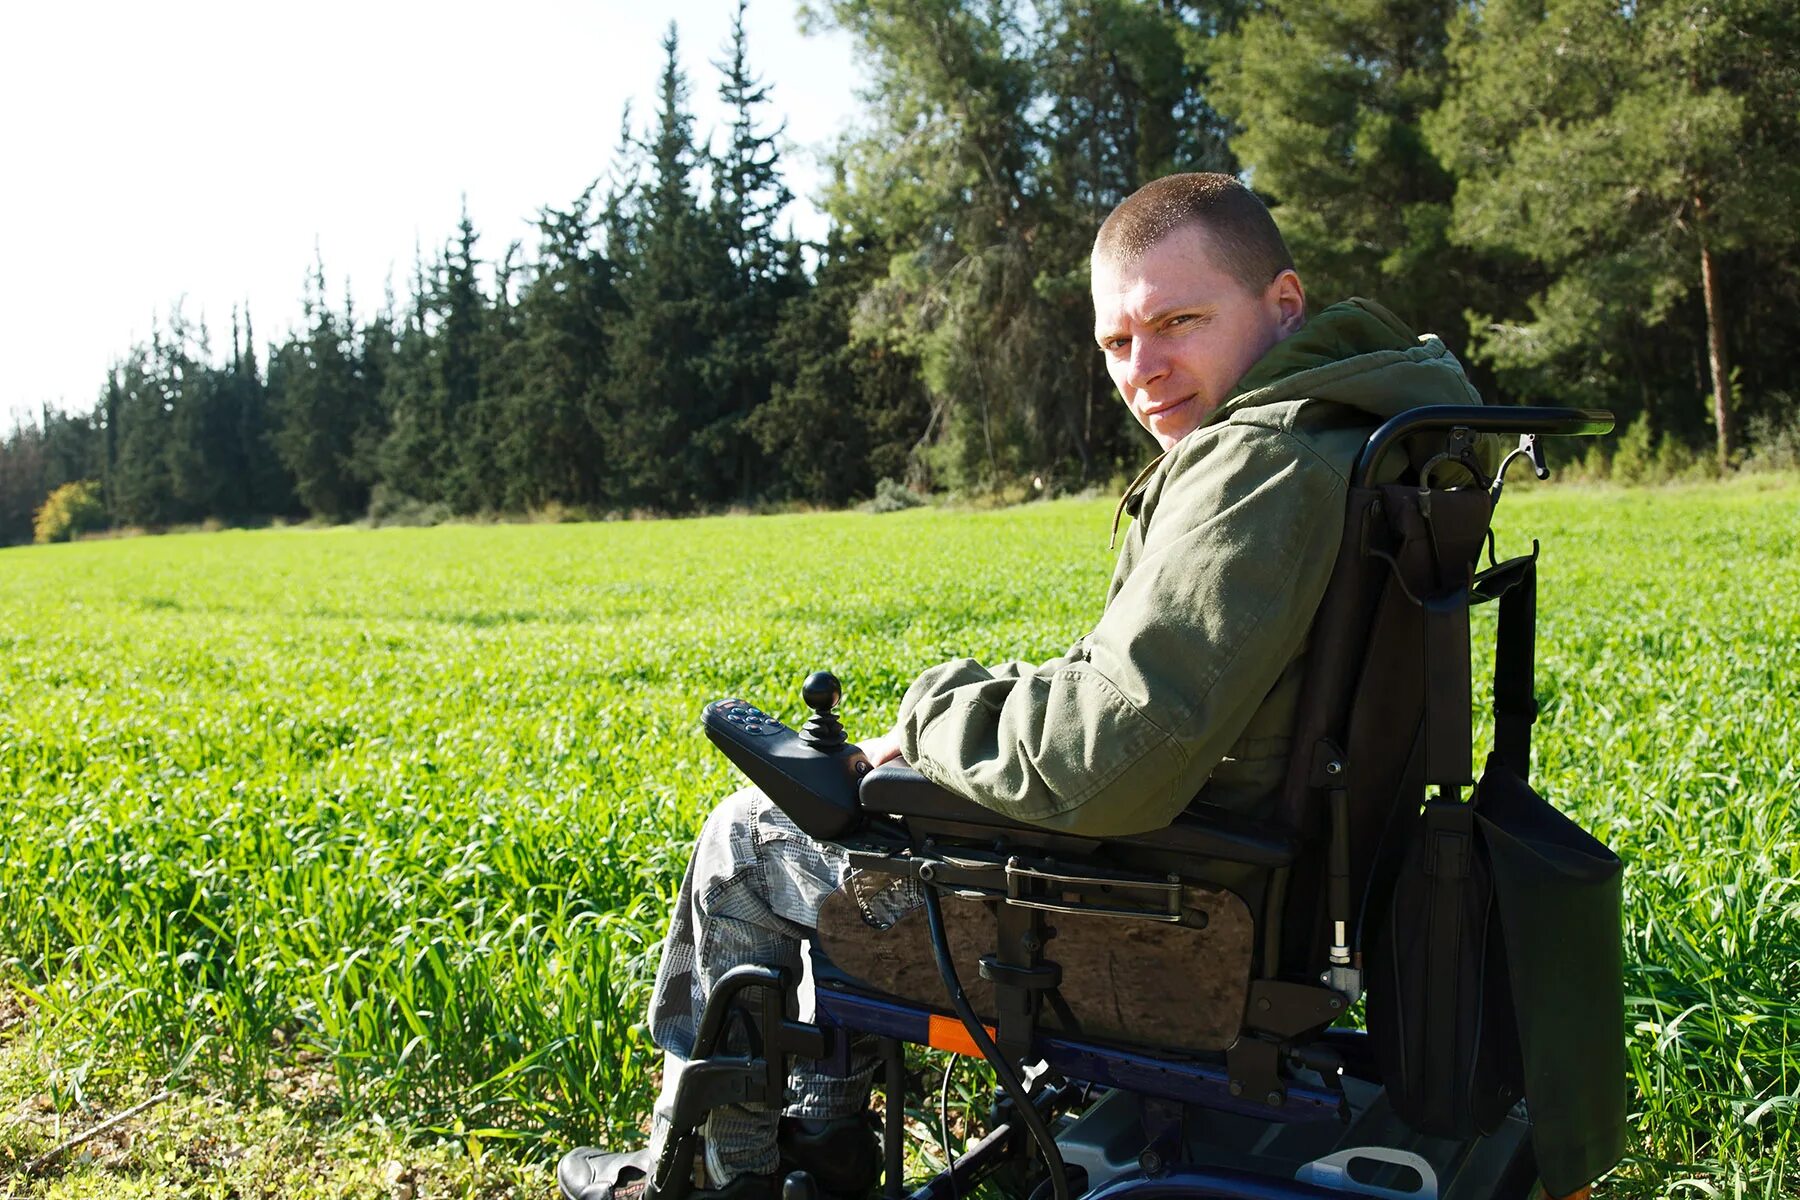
[6,0,1796,547]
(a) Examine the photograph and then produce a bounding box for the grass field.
[2,477,1797,1198]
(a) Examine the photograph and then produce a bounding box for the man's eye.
[1100,338,1128,353]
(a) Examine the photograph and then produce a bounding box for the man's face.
[1091,224,1304,451]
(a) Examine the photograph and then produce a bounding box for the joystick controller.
[699,671,870,840]
[800,671,849,753]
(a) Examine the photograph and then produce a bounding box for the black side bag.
[1474,751,1627,1197]
[1368,796,1522,1138]
[1372,554,1627,1193]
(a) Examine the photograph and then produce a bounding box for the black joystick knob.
[800,670,848,752]
[782,1172,820,1200]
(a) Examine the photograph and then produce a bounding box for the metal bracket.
[1225,1035,1285,1107]
[1003,857,1183,923]
[1418,426,1489,491]
[1320,964,1364,999]
[1243,979,1350,1038]
[1137,1097,1185,1175]
[978,956,1062,991]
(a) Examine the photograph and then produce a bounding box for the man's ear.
[1269,269,1307,336]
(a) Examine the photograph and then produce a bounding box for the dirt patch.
[0,986,34,1038]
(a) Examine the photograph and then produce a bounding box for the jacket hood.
[1213,297,1481,423]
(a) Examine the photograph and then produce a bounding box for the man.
[560,172,1484,1200]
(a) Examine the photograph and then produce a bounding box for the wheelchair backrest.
[1273,440,1499,979]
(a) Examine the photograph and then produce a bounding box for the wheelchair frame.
[648,406,1614,1200]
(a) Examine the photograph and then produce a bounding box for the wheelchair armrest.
[858,764,1296,868]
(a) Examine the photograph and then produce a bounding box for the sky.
[0,0,864,429]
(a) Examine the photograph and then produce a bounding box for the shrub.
[367,484,451,528]
[1743,404,1800,473]
[1574,438,1613,481]
[33,480,106,544]
[527,500,586,524]
[863,477,925,514]
[1609,414,1656,484]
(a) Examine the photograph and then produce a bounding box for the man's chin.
[1143,398,1200,448]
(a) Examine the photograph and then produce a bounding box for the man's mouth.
[1140,394,1196,420]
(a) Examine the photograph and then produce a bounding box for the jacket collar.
[1110,451,1167,549]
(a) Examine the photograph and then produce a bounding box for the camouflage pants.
[646,787,921,1184]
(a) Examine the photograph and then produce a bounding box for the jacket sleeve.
[895,422,1348,836]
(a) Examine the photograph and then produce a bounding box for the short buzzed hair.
[1094,173,1294,295]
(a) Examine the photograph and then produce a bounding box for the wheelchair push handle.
[1351,405,1614,489]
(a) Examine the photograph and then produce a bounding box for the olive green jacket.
[895,299,1484,836]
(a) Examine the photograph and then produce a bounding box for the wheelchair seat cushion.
[813,871,1255,1053]
[860,765,1297,867]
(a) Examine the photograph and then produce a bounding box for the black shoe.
[557,1146,782,1200]
[778,1116,882,1198]
[558,1147,656,1200]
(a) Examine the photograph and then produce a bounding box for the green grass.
[1,478,1796,1197]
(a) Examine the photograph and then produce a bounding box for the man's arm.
[893,420,1347,836]
[859,650,1085,769]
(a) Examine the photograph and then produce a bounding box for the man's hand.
[857,725,906,769]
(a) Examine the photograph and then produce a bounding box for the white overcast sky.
[0,1,863,429]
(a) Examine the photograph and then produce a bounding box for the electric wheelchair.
[615,407,1627,1200]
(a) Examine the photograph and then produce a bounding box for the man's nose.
[1124,338,1168,391]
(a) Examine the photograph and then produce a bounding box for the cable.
[939,1055,959,1200]
[921,885,1071,1200]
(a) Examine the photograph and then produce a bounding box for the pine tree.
[270,258,375,521]
[812,0,1224,488]
[1428,0,1800,465]
[1208,0,1479,345]
[504,187,617,509]
[1033,0,1233,479]
[0,421,52,547]
[379,245,450,504]
[603,24,738,510]
[0,407,106,546]
[110,333,177,527]
[442,205,497,511]
[345,291,391,510]
[232,304,298,519]
[749,230,929,502]
[708,0,801,501]
[808,0,1044,489]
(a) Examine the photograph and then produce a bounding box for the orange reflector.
[927,1015,995,1057]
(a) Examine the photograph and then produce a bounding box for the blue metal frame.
[812,983,1343,1123]
[1081,1168,1361,1200]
